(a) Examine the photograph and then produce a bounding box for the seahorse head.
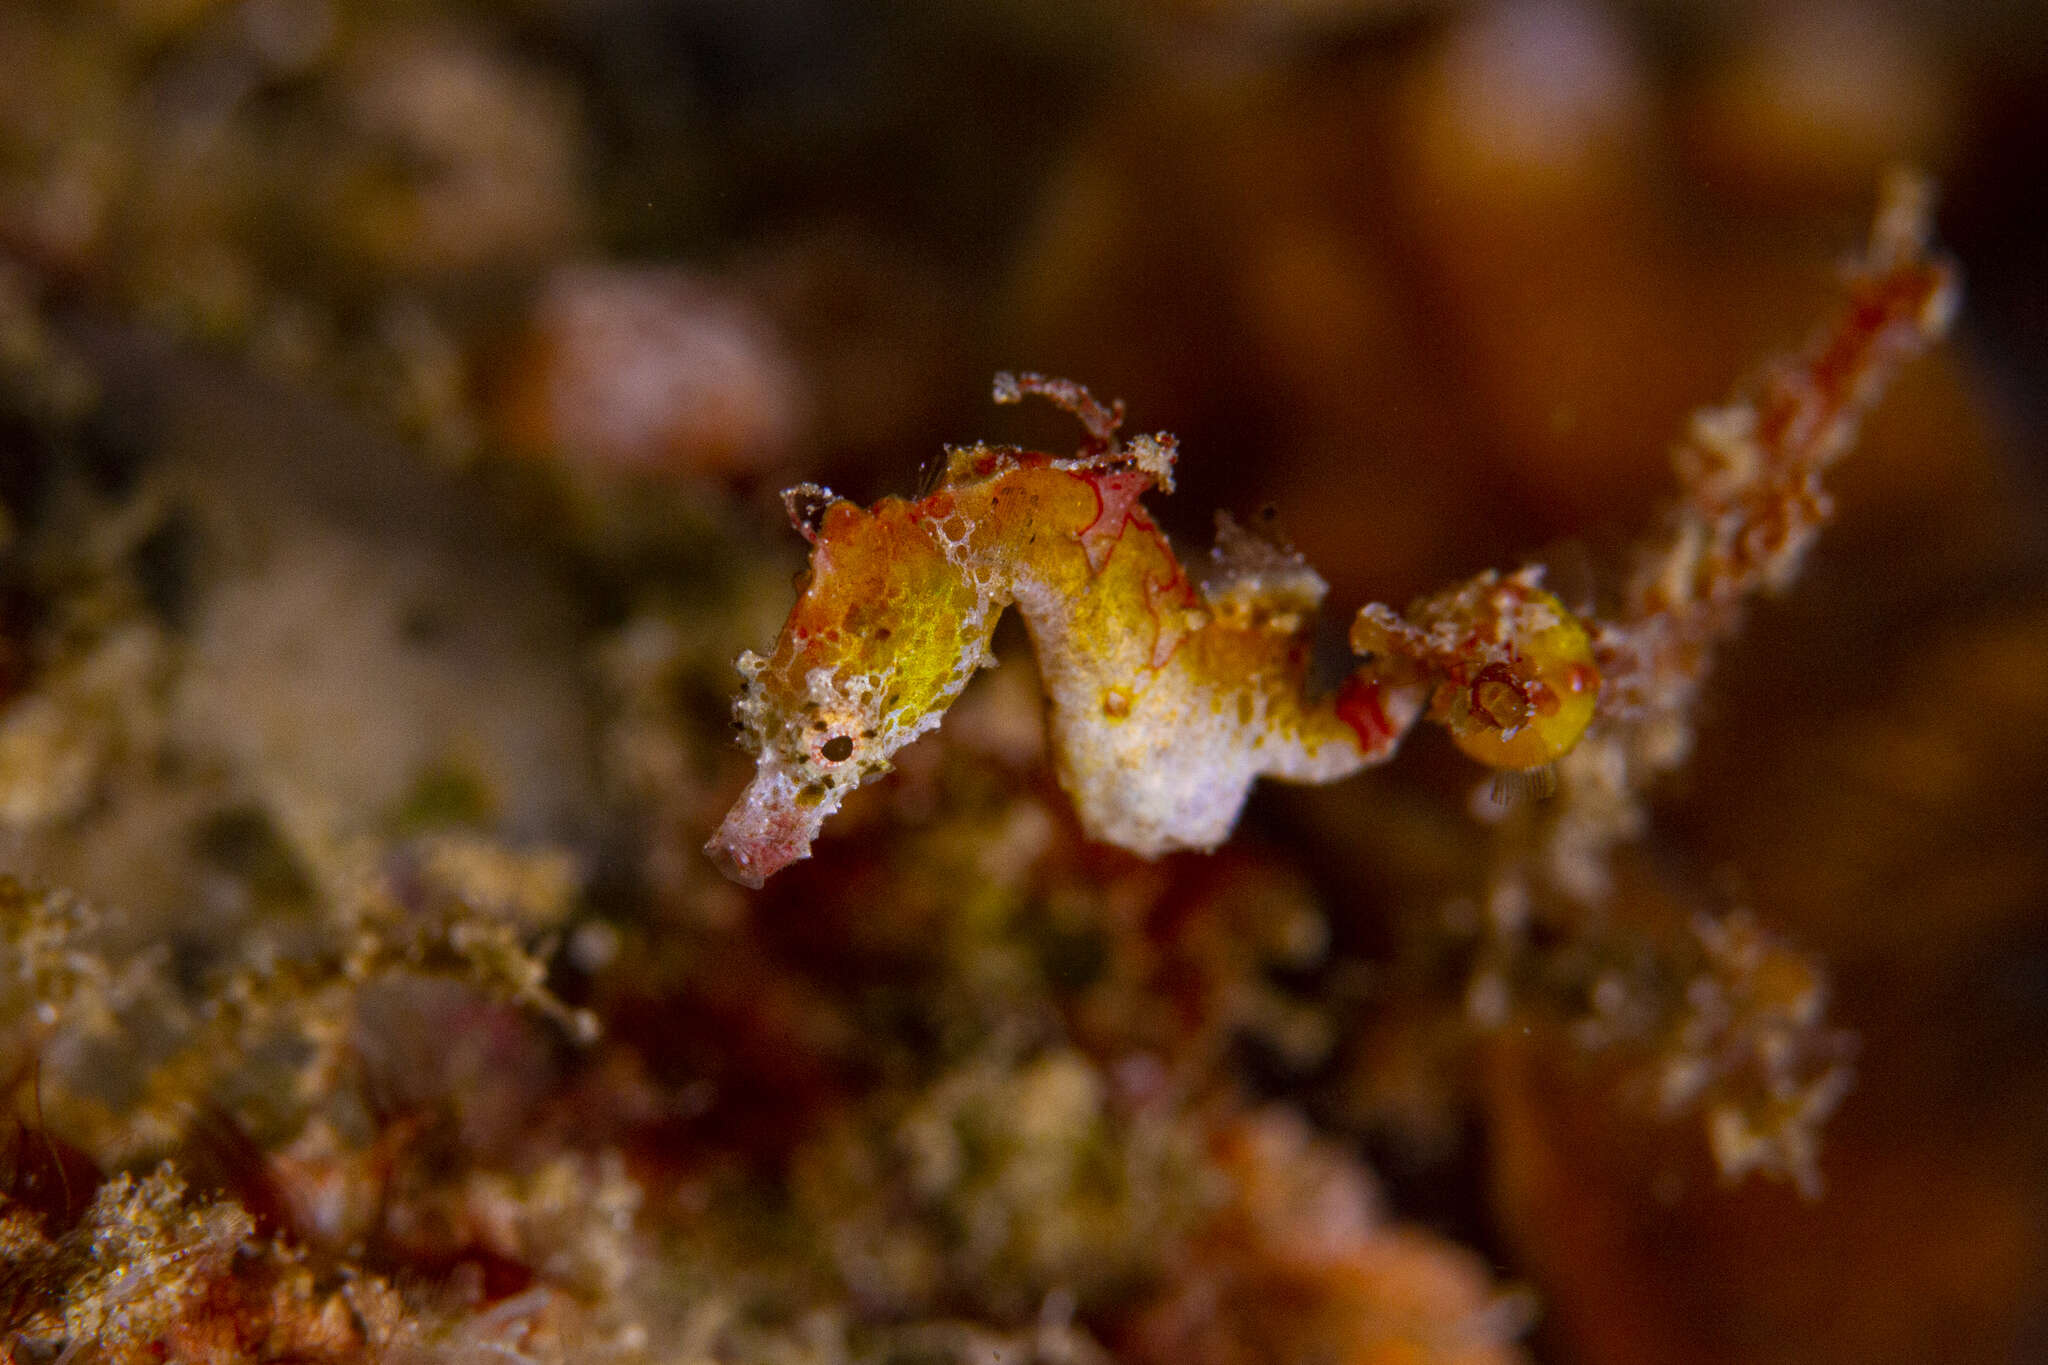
[706,487,996,886]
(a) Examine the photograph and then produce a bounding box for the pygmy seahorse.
[709,177,1953,889]
[706,373,1597,886]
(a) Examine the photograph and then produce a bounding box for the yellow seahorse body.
[707,438,1426,886]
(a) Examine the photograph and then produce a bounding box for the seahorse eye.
[1450,597,1600,771]
[820,735,855,762]
[1468,666,1532,733]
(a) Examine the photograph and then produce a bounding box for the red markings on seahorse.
[1076,468,1156,574]
[1142,559,1196,670]
[1335,674,1399,756]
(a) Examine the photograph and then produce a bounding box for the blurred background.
[1,2,2044,1363]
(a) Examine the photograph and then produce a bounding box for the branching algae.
[710,179,1955,888]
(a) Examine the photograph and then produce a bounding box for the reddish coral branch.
[1598,171,1958,742]
[1453,177,1956,1192]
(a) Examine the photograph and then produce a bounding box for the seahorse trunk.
[707,442,1423,884]
[927,457,1419,857]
